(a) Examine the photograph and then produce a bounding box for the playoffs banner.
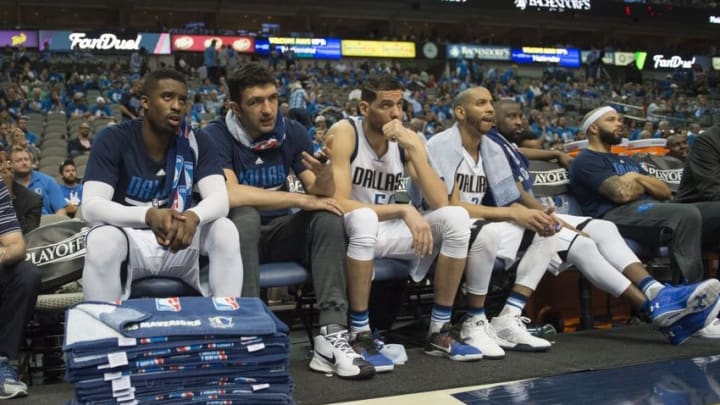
[634,154,685,193]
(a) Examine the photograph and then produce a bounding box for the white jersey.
[348,117,405,205]
[455,148,489,205]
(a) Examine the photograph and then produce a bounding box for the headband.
[581,106,617,134]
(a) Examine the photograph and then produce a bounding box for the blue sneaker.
[0,360,27,399]
[658,295,720,345]
[648,279,720,328]
[351,331,394,373]
[424,323,483,361]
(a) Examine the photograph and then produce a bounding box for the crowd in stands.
[0,30,719,399]
[0,42,717,239]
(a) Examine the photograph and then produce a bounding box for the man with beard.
[81,69,243,302]
[569,107,709,284]
[328,74,479,367]
[58,159,82,218]
[494,100,720,343]
[666,133,689,162]
[426,87,560,357]
[203,63,370,380]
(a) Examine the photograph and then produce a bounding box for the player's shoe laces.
[648,279,720,328]
[424,323,483,361]
[490,313,551,352]
[460,317,506,359]
[309,325,375,379]
[0,360,27,399]
[659,296,720,345]
[350,331,394,373]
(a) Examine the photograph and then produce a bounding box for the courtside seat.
[130,261,310,298]
[374,258,413,281]
[258,262,310,288]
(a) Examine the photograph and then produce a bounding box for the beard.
[598,126,622,145]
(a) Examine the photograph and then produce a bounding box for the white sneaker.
[309,325,375,379]
[461,317,506,359]
[696,318,720,338]
[490,313,552,352]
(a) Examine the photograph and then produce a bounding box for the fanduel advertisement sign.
[447,44,511,60]
[40,31,171,54]
[514,0,591,12]
[634,52,696,70]
[652,54,696,69]
[69,33,141,51]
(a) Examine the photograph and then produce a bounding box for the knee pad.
[344,208,379,261]
[470,223,501,255]
[436,206,471,259]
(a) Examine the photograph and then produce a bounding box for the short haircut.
[494,98,519,110]
[10,146,31,162]
[227,62,276,103]
[59,158,75,174]
[142,69,186,96]
[361,74,403,103]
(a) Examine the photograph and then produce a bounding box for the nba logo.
[156,297,182,312]
[212,297,240,311]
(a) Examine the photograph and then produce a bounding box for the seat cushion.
[259,262,310,288]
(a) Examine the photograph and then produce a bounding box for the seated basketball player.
[202,63,373,380]
[493,97,719,345]
[327,74,482,370]
[81,69,243,302]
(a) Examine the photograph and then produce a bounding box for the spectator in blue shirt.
[10,148,67,215]
[16,116,37,146]
[204,39,219,85]
[90,96,113,120]
[58,159,82,218]
[107,80,124,104]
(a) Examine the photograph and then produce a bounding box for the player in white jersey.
[490,97,720,344]
[327,74,481,368]
[427,87,560,356]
